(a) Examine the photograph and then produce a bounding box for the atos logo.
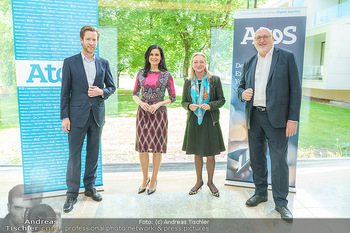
[241,26,297,45]
[26,64,62,83]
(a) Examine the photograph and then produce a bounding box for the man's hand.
[62,118,70,133]
[286,120,298,137]
[88,86,103,97]
[242,88,253,101]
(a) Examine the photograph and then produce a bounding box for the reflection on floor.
[0,159,350,219]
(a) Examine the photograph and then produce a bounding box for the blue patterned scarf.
[190,73,210,125]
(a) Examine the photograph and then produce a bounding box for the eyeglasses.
[254,35,272,41]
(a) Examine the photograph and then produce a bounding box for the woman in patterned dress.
[182,53,225,197]
[132,45,176,195]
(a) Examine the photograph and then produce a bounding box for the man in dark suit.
[60,25,116,213]
[0,185,40,233]
[238,27,302,222]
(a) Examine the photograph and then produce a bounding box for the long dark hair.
[143,44,168,77]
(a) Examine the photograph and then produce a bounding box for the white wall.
[325,24,350,89]
[263,0,350,92]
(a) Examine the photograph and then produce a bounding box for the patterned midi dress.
[133,70,176,153]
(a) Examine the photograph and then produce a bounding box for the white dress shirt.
[81,52,96,87]
[253,46,274,107]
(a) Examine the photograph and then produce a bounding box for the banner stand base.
[225,180,296,193]
[24,185,104,198]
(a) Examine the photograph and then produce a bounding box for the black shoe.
[275,205,293,223]
[207,183,220,197]
[63,197,77,213]
[147,181,157,195]
[245,195,268,206]
[138,178,150,194]
[85,188,102,201]
[189,180,204,195]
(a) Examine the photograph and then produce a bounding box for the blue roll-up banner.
[11,0,103,195]
[225,8,307,191]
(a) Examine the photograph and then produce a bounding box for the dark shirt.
[0,214,14,233]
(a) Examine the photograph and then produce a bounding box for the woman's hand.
[200,104,211,111]
[149,102,162,114]
[140,101,151,112]
[189,104,200,112]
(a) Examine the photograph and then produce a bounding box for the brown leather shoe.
[245,195,268,206]
[275,205,293,223]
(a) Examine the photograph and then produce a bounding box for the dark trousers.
[66,111,102,198]
[248,108,289,207]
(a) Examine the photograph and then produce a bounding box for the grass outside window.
[1,90,349,158]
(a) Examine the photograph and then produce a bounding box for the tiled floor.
[1,158,350,220]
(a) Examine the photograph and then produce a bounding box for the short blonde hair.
[188,52,211,81]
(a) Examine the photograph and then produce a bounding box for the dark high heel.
[189,180,204,195]
[207,183,220,197]
[147,181,157,195]
[138,178,150,194]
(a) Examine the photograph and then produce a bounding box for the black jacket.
[181,75,225,125]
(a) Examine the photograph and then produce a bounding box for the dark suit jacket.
[60,53,116,128]
[238,47,302,129]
